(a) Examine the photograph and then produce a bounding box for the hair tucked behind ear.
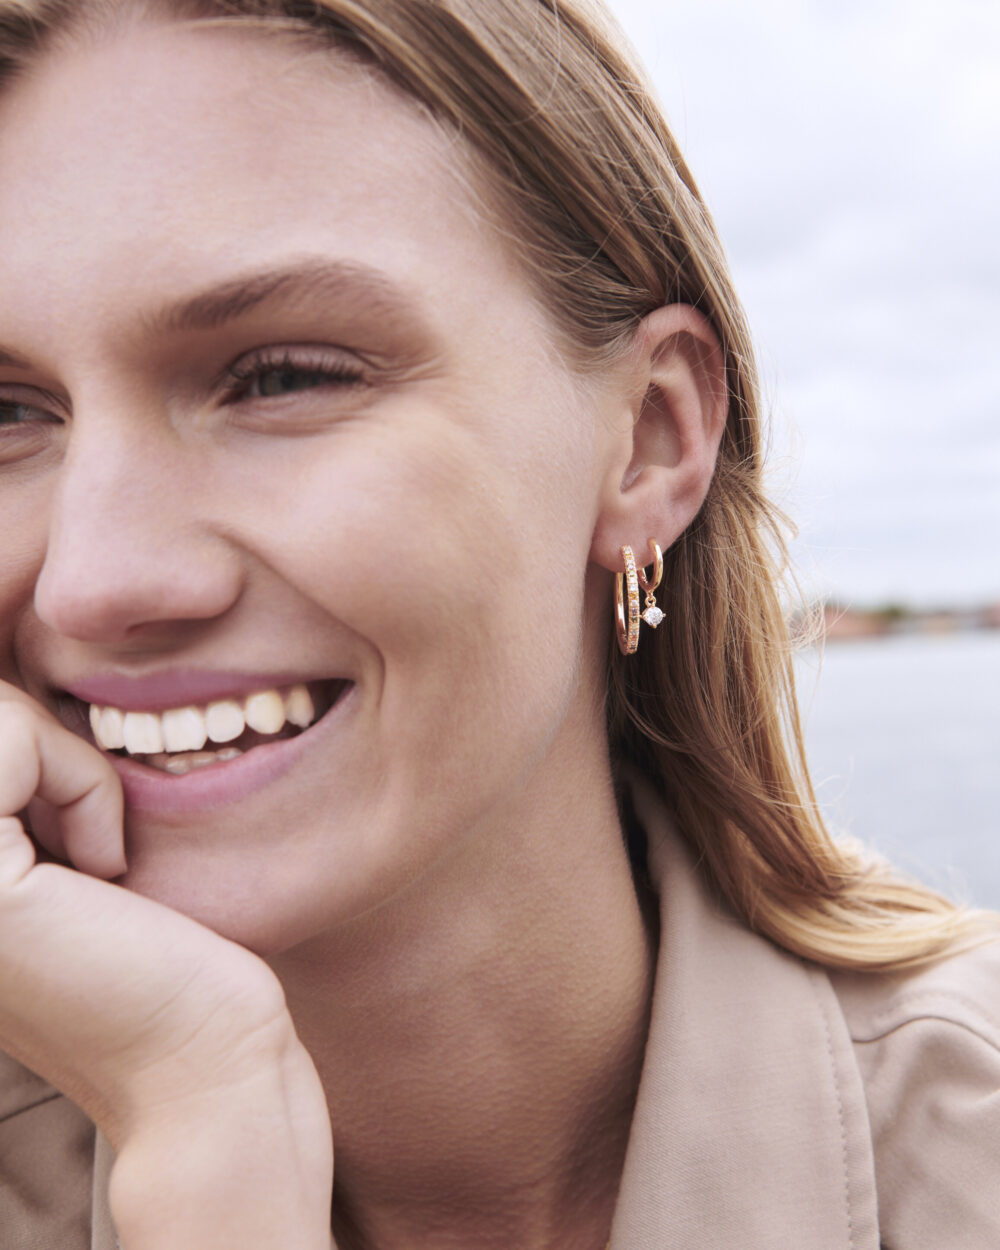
[2,0,994,969]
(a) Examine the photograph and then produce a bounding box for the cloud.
[607,0,1000,604]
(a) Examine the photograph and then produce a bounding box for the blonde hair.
[2,0,993,969]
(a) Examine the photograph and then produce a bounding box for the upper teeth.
[88,684,315,755]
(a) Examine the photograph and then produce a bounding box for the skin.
[0,16,726,1250]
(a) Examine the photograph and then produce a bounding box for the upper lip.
[60,670,338,712]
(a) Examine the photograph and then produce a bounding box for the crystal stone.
[642,605,664,628]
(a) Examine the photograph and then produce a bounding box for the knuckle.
[0,700,37,743]
[0,704,40,811]
[0,816,36,892]
[0,697,29,725]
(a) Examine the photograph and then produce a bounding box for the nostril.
[33,568,154,643]
[34,540,245,643]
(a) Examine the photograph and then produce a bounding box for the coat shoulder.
[831,937,1000,1049]
[829,940,1000,1250]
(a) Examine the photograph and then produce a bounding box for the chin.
[116,846,341,956]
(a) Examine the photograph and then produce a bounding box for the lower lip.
[108,685,357,815]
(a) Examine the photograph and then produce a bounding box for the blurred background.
[607,0,1000,905]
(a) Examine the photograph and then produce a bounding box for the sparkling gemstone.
[642,605,664,628]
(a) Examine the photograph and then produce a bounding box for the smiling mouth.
[77,679,350,776]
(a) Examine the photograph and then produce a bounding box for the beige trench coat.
[3,778,999,1248]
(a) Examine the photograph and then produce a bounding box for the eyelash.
[222,349,365,402]
[0,395,63,428]
[0,349,364,437]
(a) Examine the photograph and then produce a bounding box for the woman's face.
[0,20,622,950]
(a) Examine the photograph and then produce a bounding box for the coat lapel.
[609,779,879,1249]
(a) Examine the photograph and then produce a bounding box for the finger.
[0,702,126,879]
[0,816,38,891]
[24,796,70,865]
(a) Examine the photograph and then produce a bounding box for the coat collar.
[609,777,879,1248]
[92,779,879,1250]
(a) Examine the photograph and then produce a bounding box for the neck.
[269,757,657,1250]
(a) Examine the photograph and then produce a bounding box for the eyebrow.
[146,258,425,338]
[0,258,430,375]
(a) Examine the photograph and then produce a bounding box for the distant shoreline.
[795,601,1000,643]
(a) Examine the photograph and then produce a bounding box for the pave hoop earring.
[637,538,664,629]
[615,540,664,656]
[615,546,641,655]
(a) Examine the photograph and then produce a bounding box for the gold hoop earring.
[637,538,664,629]
[615,546,641,655]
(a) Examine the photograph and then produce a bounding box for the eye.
[223,349,365,403]
[0,398,62,426]
[0,393,64,468]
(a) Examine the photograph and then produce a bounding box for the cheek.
[224,402,590,785]
[226,388,591,635]
[2,476,56,685]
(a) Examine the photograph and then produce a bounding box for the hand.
[0,684,333,1248]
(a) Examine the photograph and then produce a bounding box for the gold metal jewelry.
[615,545,641,655]
[637,538,664,629]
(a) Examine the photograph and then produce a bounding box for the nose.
[33,415,243,645]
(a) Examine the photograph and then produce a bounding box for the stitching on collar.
[812,973,857,1250]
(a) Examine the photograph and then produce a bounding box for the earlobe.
[590,304,727,572]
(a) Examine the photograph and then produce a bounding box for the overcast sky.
[607,0,999,608]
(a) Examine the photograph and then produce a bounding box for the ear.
[589,304,727,572]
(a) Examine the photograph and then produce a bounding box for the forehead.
[0,18,539,357]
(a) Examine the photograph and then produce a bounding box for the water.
[795,631,1000,910]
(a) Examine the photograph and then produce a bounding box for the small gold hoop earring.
[615,546,641,655]
[637,538,664,629]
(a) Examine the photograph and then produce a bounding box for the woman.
[0,2,997,1247]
